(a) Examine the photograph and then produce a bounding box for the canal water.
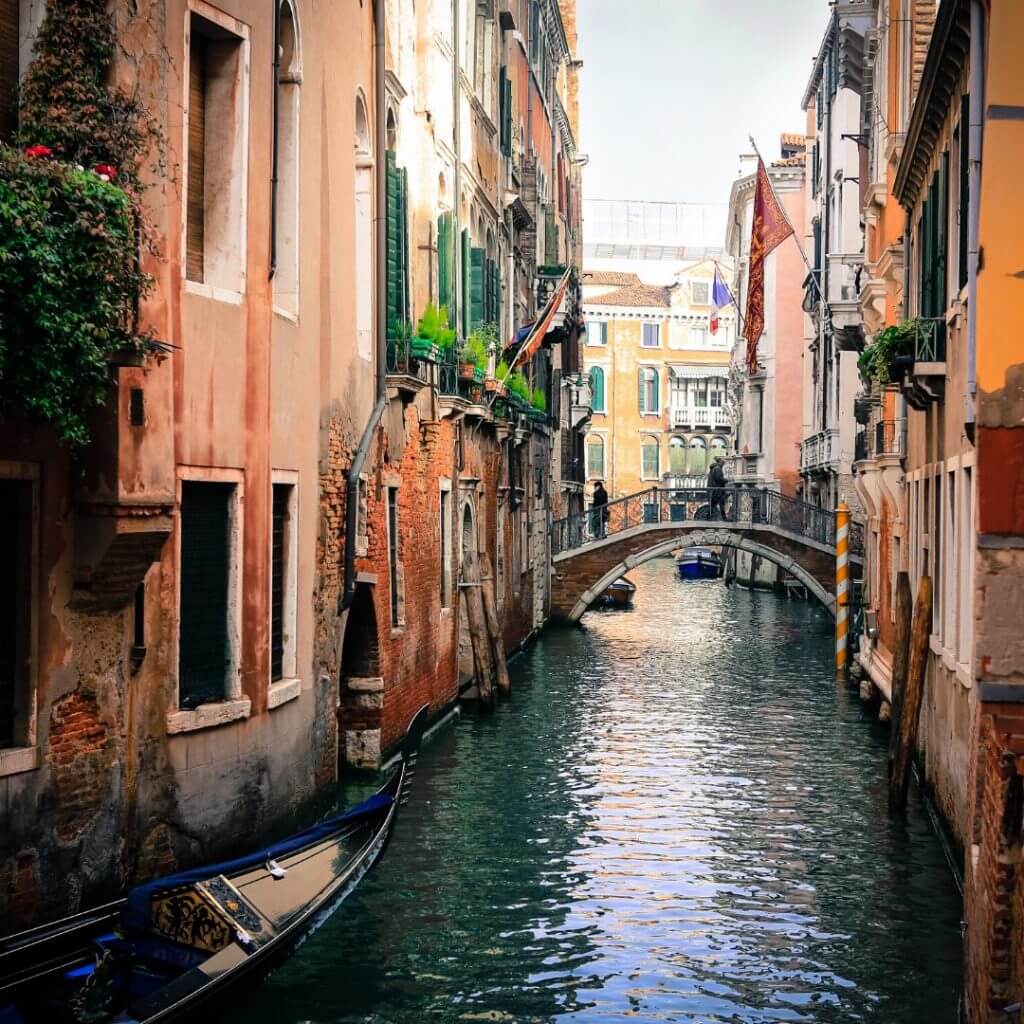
[232,558,963,1023]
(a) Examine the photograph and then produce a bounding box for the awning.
[668,364,729,381]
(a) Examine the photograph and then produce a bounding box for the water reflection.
[228,559,961,1023]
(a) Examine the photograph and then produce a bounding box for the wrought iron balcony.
[873,418,906,458]
[901,317,946,411]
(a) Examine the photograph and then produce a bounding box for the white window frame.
[641,322,661,348]
[168,467,250,735]
[268,470,300,709]
[639,364,660,415]
[689,326,708,349]
[182,1,251,304]
[0,461,41,778]
[585,319,607,347]
[958,459,974,672]
[440,479,453,613]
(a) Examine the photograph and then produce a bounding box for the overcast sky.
[578,0,830,207]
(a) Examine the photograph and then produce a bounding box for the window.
[669,436,686,476]
[641,436,660,480]
[586,320,607,346]
[944,469,956,646]
[688,436,708,476]
[710,436,728,464]
[0,0,18,141]
[355,96,373,360]
[440,485,452,609]
[186,10,249,294]
[690,327,707,348]
[690,281,710,305]
[587,435,605,479]
[958,465,974,664]
[958,94,970,292]
[270,478,297,684]
[386,148,410,339]
[589,366,605,413]
[273,1,301,317]
[387,486,401,627]
[0,473,35,753]
[179,481,236,707]
[710,379,725,407]
[641,323,660,348]
[638,367,659,413]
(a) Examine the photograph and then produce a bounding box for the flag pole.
[747,135,824,306]
[713,259,747,339]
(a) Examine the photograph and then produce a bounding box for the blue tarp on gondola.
[121,792,394,931]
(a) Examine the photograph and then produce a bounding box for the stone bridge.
[550,487,861,623]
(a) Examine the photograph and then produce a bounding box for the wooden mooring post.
[889,575,933,813]
[887,572,913,769]
[462,549,494,708]
[834,502,850,676]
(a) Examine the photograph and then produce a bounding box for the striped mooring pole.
[835,501,850,675]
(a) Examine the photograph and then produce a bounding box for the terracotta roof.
[772,156,806,167]
[586,282,672,308]
[582,271,643,287]
[780,132,806,147]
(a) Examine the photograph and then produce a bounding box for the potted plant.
[387,318,413,372]
[529,387,547,420]
[486,358,510,394]
[858,319,920,387]
[461,327,490,382]
[411,302,452,363]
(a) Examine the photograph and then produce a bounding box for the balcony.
[799,428,840,473]
[828,252,865,344]
[900,318,946,411]
[565,374,593,430]
[668,405,731,431]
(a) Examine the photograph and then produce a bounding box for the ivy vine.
[0,0,163,445]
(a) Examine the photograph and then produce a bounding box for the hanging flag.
[744,158,794,372]
[709,264,734,336]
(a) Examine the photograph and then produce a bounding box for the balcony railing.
[799,428,840,472]
[668,405,730,430]
[874,418,906,458]
[827,253,864,306]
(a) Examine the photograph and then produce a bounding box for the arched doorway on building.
[338,582,381,771]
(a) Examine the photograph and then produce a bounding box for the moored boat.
[598,576,636,608]
[676,547,722,580]
[0,705,429,1024]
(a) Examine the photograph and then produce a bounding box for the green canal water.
[231,559,963,1023]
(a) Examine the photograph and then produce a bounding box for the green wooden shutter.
[399,166,410,326]
[470,247,485,330]
[386,150,401,338]
[438,212,455,316]
[959,94,970,291]
[638,369,646,413]
[590,367,604,412]
[461,228,471,338]
[544,207,556,264]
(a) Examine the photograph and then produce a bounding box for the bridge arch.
[563,529,835,624]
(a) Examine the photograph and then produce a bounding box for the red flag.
[744,159,794,372]
[710,315,719,336]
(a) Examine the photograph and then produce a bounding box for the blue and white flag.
[710,265,735,336]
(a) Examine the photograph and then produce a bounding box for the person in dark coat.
[591,481,609,538]
[708,458,728,520]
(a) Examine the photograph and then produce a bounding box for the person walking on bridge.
[591,481,609,539]
[708,457,728,520]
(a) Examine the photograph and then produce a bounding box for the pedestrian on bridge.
[709,458,728,520]
[591,481,608,539]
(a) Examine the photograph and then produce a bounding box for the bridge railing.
[552,486,841,556]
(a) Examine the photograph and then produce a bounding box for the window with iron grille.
[179,482,234,708]
[440,487,452,609]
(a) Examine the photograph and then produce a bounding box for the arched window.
[710,436,729,462]
[669,435,686,476]
[587,435,605,479]
[273,0,301,317]
[688,436,708,476]
[641,435,660,480]
[589,366,605,413]
[354,93,372,361]
[386,106,397,150]
[638,367,659,413]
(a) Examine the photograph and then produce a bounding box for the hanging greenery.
[857,319,921,387]
[0,0,163,445]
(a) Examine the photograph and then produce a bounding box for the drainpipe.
[269,0,280,280]
[821,17,834,439]
[965,0,985,441]
[341,0,388,612]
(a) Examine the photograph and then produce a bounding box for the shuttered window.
[437,212,455,318]
[470,246,485,331]
[461,228,471,338]
[186,34,208,283]
[638,367,659,413]
[498,65,512,157]
[959,94,970,291]
[587,436,604,479]
[0,479,31,749]
[270,484,288,683]
[179,483,233,707]
[544,207,557,264]
[589,366,605,412]
[385,150,409,340]
[387,487,400,627]
[0,0,18,142]
[641,437,660,480]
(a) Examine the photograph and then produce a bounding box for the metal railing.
[552,486,839,556]
[914,316,946,363]
[874,418,906,458]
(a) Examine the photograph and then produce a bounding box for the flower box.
[410,337,440,362]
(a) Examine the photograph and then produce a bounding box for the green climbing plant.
[0,0,164,445]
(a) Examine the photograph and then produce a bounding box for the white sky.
[578,0,830,209]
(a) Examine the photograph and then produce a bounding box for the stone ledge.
[346,676,385,693]
[166,697,252,735]
[268,678,301,710]
[0,746,41,778]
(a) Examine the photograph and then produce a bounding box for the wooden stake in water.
[835,501,850,676]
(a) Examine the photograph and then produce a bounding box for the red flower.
[94,164,117,181]
[24,144,53,159]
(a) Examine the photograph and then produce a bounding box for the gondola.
[597,576,636,609]
[0,704,430,1024]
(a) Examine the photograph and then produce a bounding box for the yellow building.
[582,261,735,499]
